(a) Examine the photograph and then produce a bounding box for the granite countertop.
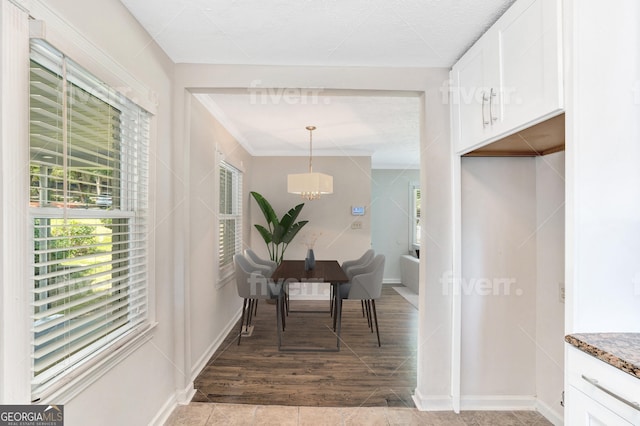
[565,333,640,380]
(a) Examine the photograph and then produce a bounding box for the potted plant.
[251,191,308,264]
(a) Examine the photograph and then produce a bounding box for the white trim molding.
[27,1,158,114]
[535,399,564,426]
[459,395,537,411]
[412,389,453,411]
[0,0,31,404]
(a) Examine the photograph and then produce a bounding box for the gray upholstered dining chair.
[342,249,375,279]
[233,254,284,345]
[336,254,385,346]
[244,248,291,314]
[244,248,277,277]
[331,249,375,315]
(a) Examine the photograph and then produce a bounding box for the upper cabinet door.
[451,29,501,154]
[450,0,563,154]
[498,0,563,131]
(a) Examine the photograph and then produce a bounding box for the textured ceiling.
[120,0,516,168]
[195,91,422,169]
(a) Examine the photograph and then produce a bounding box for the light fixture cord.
[308,127,313,173]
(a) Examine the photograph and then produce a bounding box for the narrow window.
[410,184,421,255]
[218,161,242,280]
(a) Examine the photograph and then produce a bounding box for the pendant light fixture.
[287,126,333,200]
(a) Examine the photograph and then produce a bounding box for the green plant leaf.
[271,223,285,245]
[254,224,273,244]
[250,191,279,228]
[250,192,307,263]
[279,203,305,231]
[282,220,309,244]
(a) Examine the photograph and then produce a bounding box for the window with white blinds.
[411,184,421,250]
[29,39,150,397]
[219,161,242,279]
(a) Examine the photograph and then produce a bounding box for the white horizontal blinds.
[414,187,421,246]
[29,41,64,207]
[29,39,149,393]
[219,161,242,277]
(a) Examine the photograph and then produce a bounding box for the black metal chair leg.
[247,299,255,326]
[372,299,381,347]
[332,293,338,332]
[365,300,373,330]
[238,298,247,345]
[361,300,365,317]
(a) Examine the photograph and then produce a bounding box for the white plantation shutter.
[218,161,242,279]
[29,39,149,397]
[413,185,421,247]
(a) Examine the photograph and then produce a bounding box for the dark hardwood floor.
[192,285,418,408]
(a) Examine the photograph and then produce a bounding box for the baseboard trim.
[190,306,243,382]
[460,395,537,411]
[536,399,564,425]
[151,310,240,426]
[148,382,195,426]
[412,388,453,411]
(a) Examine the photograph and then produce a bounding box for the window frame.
[28,39,152,402]
[410,182,421,254]
[218,160,243,283]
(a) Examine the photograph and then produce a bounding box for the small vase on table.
[305,248,315,271]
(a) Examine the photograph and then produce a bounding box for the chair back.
[244,248,277,276]
[342,249,375,279]
[233,254,279,299]
[348,255,385,300]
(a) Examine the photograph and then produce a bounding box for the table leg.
[276,295,282,350]
[335,283,342,350]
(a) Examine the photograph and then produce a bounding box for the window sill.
[34,322,158,405]
[217,271,235,289]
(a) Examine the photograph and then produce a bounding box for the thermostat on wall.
[351,206,365,216]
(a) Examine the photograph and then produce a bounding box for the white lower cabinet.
[568,386,633,426]
[566,345,640,425]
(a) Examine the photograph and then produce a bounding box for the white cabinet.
[566,345,640,425]
[451,0,563,154]
[450,29,501,152]
[567,388,633,426]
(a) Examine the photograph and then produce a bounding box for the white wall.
[371,169,420,282]
[188,96,253,375]
[535,151,565,419]
[460,157,537,401]
[458,153,565,417]
[414,73,454,409]
[249,156,371,264]
[564,0,640,333]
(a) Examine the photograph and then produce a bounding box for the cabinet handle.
[489,88,498,123]
[482,91,489,127]
[581,374,640,412]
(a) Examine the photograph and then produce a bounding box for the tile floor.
[164,402,553,425]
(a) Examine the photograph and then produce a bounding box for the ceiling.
[120,0,516,168]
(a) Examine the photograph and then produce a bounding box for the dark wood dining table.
[271,259,349,352]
